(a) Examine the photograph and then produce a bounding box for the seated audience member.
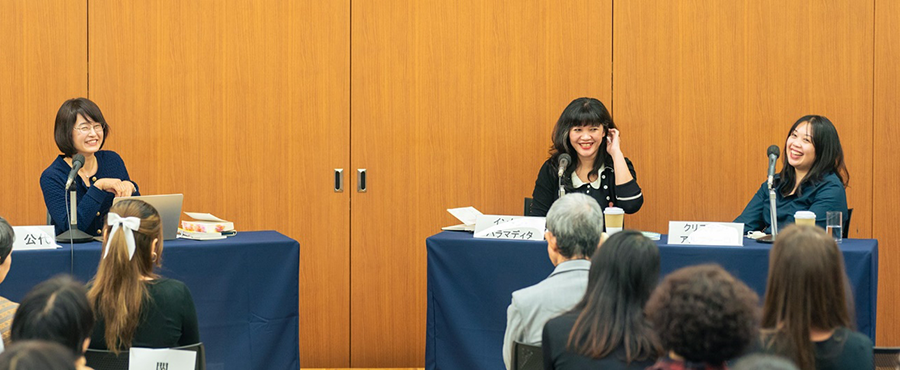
[88,199,199,353]
[542,230,662,369]
[502,193,604,370]
[0,340,77,370]
[0,218,18,347]
[10,275,94,370]
[732,354,799,370]
[645,264,759,370]
[759,225,873,370]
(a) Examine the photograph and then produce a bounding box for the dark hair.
[0,340,77,370]
[761,225,853,370]
[777,115,849,197]
[11,275,94,356]
[646,264,759,364]
[549,98,616,185]
[0,216,13,264]
[566,230,662,362]
[732,354,799,370]
[53,98,109,157]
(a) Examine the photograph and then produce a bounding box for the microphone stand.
[768,184,779,239]
[558,175,565,198]
[56,184,95,243]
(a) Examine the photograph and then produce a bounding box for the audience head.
[732,354,799,370]
[89,198,162,353]
[10,275,94,357]
[761,224,852,370]
[545,193,604,263]
[0,340,77,370]
[53,98,109,157]
[646,264,759,365]
[566,230,662,362]
[0,216,14,283]
[779,115,848,196]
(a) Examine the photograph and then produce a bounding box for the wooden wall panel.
[614,0,874,241]
[874,0,900,346]
[0,0,87,225]
[350,0,612,366]
[88,0,350,366]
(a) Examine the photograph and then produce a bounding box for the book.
[181,212,235,233]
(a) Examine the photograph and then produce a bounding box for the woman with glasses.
[40,98,139,237]
[529,97,643,217]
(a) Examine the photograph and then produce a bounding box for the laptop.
[112,194,184,241]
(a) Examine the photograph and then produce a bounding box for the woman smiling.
[40,98,139,237]
[529,97,643,217]
[735,115,849,233]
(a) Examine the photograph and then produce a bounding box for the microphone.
[767,145,779,189]
[64,154,85,190]
[557,153,571,177]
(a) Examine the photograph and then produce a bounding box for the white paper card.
[12,226,61,250]
[184,212,227,222]
[473,215,545,241]
[668,221,744,246]
[447,207,483,226]
[129,347,197,370]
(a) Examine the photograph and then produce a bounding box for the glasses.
[74,123,103,135]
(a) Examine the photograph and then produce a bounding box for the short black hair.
[0,340,77,370]
[645,264,759,364]
[0,216,13,264]
[11,275,95,356]
[53,98,109,157]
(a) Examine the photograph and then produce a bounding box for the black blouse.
[529,157,643,217]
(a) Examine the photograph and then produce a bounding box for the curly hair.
[645,264,759,364]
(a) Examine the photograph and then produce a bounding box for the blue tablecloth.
[425,231,878,370]
[0,231,300,370]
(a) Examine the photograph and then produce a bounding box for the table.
[0,231,300,370]
[425,231,877,370]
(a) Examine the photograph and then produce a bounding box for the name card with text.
[474,215,545,241]
[129,347,197,370]
[667,221,744,246]
[12,226,60,250]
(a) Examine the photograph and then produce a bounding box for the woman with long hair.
[529,97,643,217]
[542,230,662,369]
[87,199,199,354]
[735,115,849,233]
[759,225,873,370]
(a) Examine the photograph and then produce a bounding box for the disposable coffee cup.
[604,207,624,235]
[794,211,816,226]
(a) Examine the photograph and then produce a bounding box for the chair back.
[85,343,205,370]
[85,348,128,370]
[844,208,853,238]
[513,341,542,370]
[524,198,534,216]
[875,347,900,370]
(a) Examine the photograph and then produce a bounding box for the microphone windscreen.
[72,153,85,166]
[767,145,780,159]
[558,153,571,167]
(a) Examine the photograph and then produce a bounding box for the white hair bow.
[104,212,141,260]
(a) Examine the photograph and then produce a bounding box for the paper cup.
[794,211,816,226]
[604,207,624,235]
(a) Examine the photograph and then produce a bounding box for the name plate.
[130,347,197,370]
[667,221,744,246]
[473,215,545,241]
[12,226,61,250]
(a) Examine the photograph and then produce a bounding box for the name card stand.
[667,221,744,246]
[11,226,61,250]
[473,215,545,241]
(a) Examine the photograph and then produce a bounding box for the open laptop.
[112,194,184,241]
